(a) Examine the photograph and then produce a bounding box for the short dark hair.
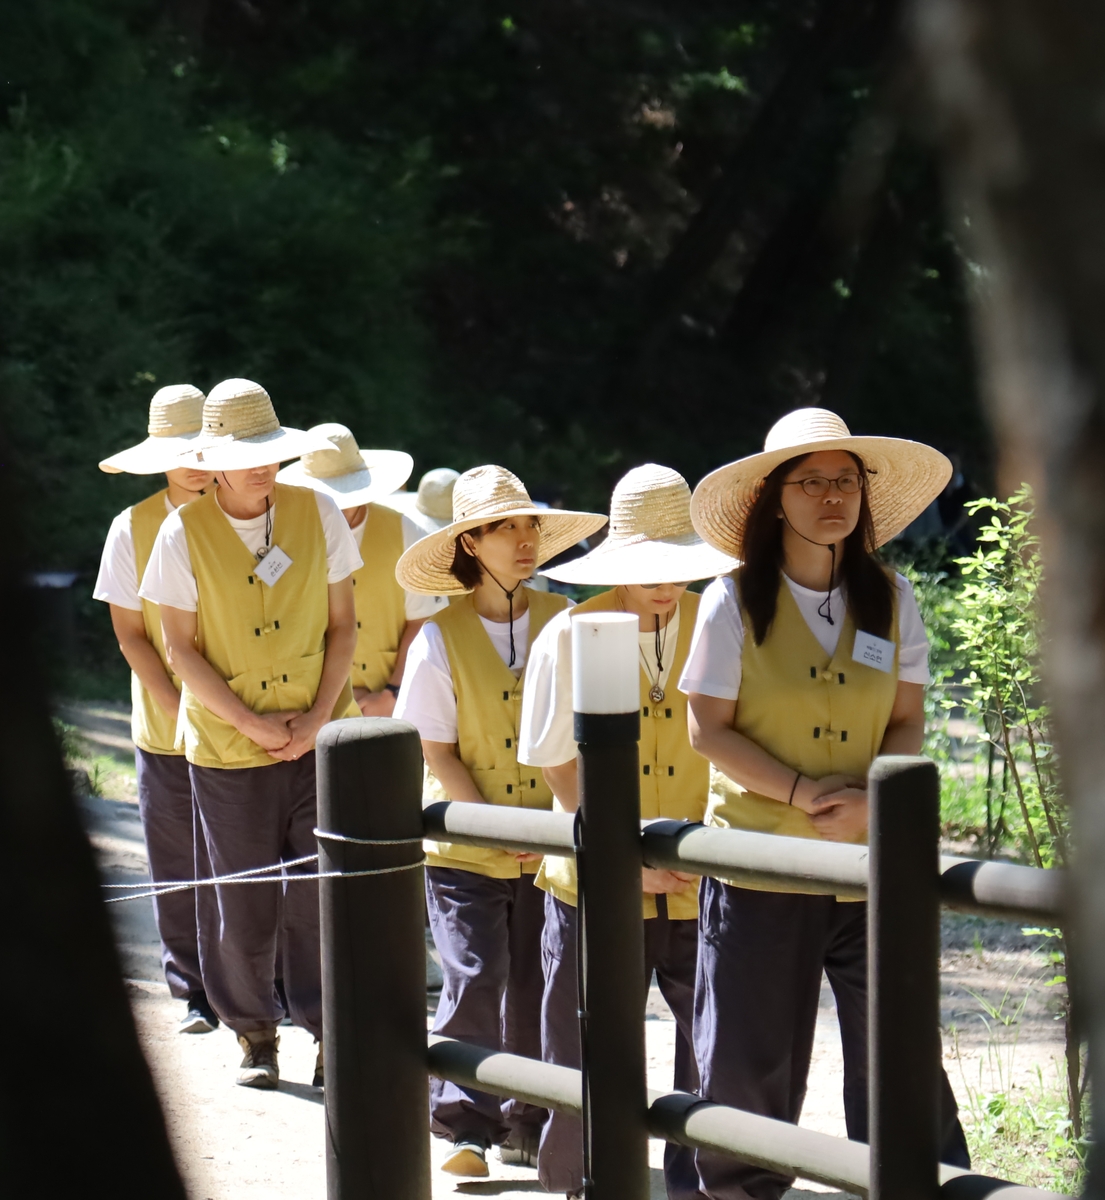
[737,452,893,645]
[449,520,507,589]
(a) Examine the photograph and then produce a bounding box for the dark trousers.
[189,754,321,1038]
[134,748,203,999]
[540,892,700,1200]
[692,880,970,1200]
[426,866,547,1146]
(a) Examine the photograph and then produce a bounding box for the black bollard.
[573,614,651,1200]
[868,756,942,1200]
[316,717,430,1200]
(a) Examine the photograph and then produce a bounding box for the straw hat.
[542,464,737,586]
[275,424,413,509]
[395,465,608,596]
[99,385,208,475]
[193,379,340,471]
[691,408,952,556]
[378,467,461,535]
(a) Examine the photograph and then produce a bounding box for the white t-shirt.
[351,511,447,623]
[678,572,929,701]
[519,604,681,768]
[93,494,175,612]
[139,490,362,612]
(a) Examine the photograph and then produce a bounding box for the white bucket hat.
[275,424,413,509]
[542,464,737,586]
[378,467,461,535]
[396,465,607,596]
[193,379,340,471]
[99,385,208,475]
[691,408,952,556]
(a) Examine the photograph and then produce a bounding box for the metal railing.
[314,717,1069,1200]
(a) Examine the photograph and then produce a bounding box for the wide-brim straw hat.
[396,465,608,596]
[193,379,340,471]
[543,464,737,586]
[275,424,413,509]
[99,385,208,475]
[691,407,952,555]
[378,467,461,534]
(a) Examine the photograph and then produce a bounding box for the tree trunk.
[910,0,1105,1184]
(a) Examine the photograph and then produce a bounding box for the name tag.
[255,545,293,587]
[852,630,895,673]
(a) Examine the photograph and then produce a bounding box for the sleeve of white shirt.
[678,575,745,700]
[895,574,931,685]
[401,514,449,621]
[93,509,141,611]
[138,510,199,612]
[518,609,576,767]
[315,493,364,584]
[393,623,458,743]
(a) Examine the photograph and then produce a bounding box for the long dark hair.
[737,452,894,645]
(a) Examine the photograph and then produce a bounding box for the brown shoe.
[236,1029,279,1089]
[312,1041,324,1089]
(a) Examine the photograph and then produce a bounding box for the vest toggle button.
[819,670,836,683]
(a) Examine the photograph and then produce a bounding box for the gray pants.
[134,747,203,999]
[539,892,700,1199]
[692,880,969,1200]
[426,866,547,1146]
[189,754,322,1038]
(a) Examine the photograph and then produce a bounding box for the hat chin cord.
[781,512,838,627]
[470,552,524,668]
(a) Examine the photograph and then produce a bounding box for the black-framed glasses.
[782,472,864,498]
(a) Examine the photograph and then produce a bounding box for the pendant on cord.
[649,684,665,705]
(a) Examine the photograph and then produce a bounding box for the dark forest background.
[0,0,988,691]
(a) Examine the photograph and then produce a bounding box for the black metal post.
[574,708,651,1200]
[316,717,430,1200]
[868,756,942,1200]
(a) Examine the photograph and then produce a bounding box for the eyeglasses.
[782,472,864,498]
[640,581,692,590]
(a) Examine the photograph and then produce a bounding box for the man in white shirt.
[94,384,217,1035]
[140,379,359,1091]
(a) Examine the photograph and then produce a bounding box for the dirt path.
[69,702,1065,1200]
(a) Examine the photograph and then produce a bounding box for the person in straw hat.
[679,407,969,1199]
[394,465,606,1177]
[139,379,361,1091]
[379,465,462,538]
[278,427,449,718]
[94,384,218,1036]
[517,463,736,1200]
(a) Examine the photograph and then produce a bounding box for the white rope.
[313,829,424,846]
[102,853,319,890]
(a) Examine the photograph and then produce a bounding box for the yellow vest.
[707,577,900,889]
[129,489,184,755]
[538,590,710,919]
[424,589,569,878]
[178,484,356,769]
[351,503,407,692]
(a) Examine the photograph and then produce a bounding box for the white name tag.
[852,630,895,673]
[255,545,293,587]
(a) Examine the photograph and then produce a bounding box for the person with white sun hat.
[679,408,970,1200]
[517,463,735,1199]
[277,427,449,717]
[139,378,361,1092]
[394,465,606,1178]
[94,384,218,1036]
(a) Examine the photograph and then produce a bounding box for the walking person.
[94,384,217,1033]
[139,378,360,1089]
[278,426,448,715]
[394,466,605,1176]
[518,464,735,1200]
[681,408,970,1200]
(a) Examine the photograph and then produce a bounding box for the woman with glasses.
[680,409,970,1200]
[518,464,735,1200]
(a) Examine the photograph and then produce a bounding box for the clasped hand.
[793,773,868,842]
[246,709,326,761]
